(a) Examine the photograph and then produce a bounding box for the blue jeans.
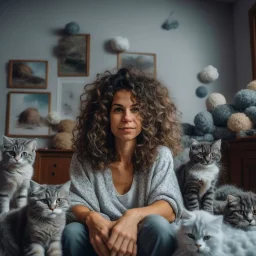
[62,214,177,256]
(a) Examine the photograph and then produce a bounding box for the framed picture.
[58,34,90,77]
[6,91,51,137]
[57,78,87,120]
[8,60,48,89]
[117,52,157,77]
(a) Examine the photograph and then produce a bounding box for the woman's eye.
[187,233,195,239]
[204,236,211,241]
[113,107,123,112]
[22,152,28,157]
[131,107,139,113]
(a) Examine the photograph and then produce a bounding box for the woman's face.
[110,90,142,143]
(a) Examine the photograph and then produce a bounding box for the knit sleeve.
[147,146,184,220]
[69,154,110,220]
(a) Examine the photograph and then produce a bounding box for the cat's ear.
[212,139,222,150]
[210,215,223,229]
[26,139,37,152]
[191,139,199,146]
[3,136,15,147]
[181,209,193,220]
[58,181,71,195]
[227,194,239,203]
[30,180,44,195]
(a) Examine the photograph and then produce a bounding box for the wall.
[0,0,236,148]
[234,0,256,90]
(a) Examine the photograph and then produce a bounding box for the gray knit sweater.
[69,146,184,221]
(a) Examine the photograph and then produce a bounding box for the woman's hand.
[107,210,141,256]
[86,211,116,256]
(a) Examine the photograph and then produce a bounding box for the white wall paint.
[234,0,256,90]
[0,0,236,148]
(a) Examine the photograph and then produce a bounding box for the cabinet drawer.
[38,157,71,184]
[34,149,73,185]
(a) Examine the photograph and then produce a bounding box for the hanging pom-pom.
[110,36,130,52]
[199,65,219,83]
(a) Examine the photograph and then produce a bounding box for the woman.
[62,68,183,256]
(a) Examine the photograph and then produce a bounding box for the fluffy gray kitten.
[176,139,222,212]
[173,210,256,256]
[214,184,256,230]
[0,136,37,213]
[0,180,70,256]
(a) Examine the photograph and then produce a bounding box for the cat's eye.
[253,210,256,215]
[187,233,195,239]
[56,198,61,203]
[22,152,28,157]
[41,199,48,204]
[238,210,244,215]
[203,236,211,240]
[8,151,15,157]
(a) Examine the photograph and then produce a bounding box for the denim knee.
[62,222,96,256]
[138,214,177,256]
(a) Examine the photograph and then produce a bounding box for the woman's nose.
[122,110,132,121]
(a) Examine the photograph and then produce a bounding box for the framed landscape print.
[8,60,48,89]
[58,34,90,77]
[6,92,51,137]
[57,78,86,120]
[117,52,157,77]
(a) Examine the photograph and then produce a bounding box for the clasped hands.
[86,210,140,256]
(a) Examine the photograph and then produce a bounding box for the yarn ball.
[234,89,256,111]
[53,132,73,149]
[59,119,76,133]
[194,127,205,136]
[65,22,80,35]
[206,93,226,111]
[182,123,195,136]
[246,80,256,91]
[181,134,214,148]
[199,65,219,83]
[213,127,236,140]
[212,104,237,127]
[227,113,254,132]
[237,129,256,138]
[47,111,61,125]
[196,86,208,98]
[110,36,130,52]
[244,106,256,125]
[194,111,215,134]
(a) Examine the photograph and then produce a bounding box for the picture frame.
[8,60,48,89]
[117,52,157,77]
[6,91,52,137]
[57,78,87,120]
[58,34,90,77]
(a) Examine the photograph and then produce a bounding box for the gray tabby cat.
[173,210,256,256]
[214,184,256,230]
[0,136,37,213]
[0,180,70,256]
[176,139,222,212]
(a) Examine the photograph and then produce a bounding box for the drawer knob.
[52,172,55,176]
[53,164,57,168]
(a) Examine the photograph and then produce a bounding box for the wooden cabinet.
[34,149,74,184]
[222,138,256,192]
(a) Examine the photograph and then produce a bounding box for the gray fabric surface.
[69,146,183,221]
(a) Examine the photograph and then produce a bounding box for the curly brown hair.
[73,68,182,171]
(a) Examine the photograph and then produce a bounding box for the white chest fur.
[189,164,219,197]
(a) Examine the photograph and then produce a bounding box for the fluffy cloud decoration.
[199,65,219,83]
[110,36,130,52]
